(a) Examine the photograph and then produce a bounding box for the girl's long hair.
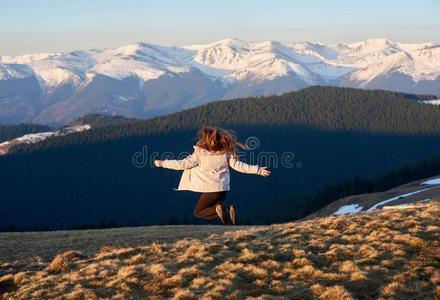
[196,126,246,157]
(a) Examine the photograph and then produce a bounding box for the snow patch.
[421,99,440,106]
[64,124,91,133]
[367,188,432,212]
[382,198,432,210]
[421,178,440,185]
[333,204,363,215]
[382,204,420,210]
[0,124,91,155]
[15,131,58,144]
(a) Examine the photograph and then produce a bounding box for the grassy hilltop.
[1,202,439,299]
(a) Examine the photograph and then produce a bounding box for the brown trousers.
[194,192,227,220]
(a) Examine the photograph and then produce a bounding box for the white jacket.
[161,146,261,192]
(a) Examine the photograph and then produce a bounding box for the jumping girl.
[154,127,270,225]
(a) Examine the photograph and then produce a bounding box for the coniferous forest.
[1,86,440,231]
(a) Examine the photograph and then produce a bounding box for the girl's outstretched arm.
[155,152,199,170]
[228,154,271,176]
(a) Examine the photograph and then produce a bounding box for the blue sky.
[1,0,439,55]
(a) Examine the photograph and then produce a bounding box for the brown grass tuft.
[46,250,83,273]
[311,284,353,300]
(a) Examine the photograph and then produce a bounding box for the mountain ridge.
[1,38,439,124]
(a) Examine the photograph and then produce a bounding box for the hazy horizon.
[1,0,439,56]
[2,37,440,57]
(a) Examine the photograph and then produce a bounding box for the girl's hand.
[154,160,163,167]
[259,167,271,177]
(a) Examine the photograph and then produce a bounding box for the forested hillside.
[10,86,439,154]
[1,87,440,230]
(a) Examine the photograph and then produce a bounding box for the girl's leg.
[194,192,227,220]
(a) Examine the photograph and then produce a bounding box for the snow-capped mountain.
[1,38,439,124]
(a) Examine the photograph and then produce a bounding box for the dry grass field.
[1,202,439,299]
[0,225,245,262]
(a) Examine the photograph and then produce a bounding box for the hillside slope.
[0,202,439,299]
[2,87,440,230]
[7,86,440,155]
[310,175,440,218]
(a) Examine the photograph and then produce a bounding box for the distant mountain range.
[1,38,439,124]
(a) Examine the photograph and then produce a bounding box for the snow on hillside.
[0,124,91,155]
[333,203,363,215]
[1,38,439,90]
[366,187,432,212]
[14,131,59,144]
[422,99,440,106]
[422,178,440,185]
[0,63,35,80]
[330,176,440,216]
